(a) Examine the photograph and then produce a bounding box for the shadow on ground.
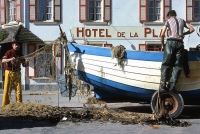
[0,116,59,130]
[117,105,200,119]
[0,105,199,130]
[178,106,200,119]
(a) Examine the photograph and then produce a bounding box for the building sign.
[70,26,168,40]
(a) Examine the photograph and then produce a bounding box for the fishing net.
[0,99,191,127]
[4,28,89,104]
[111,45,126,67]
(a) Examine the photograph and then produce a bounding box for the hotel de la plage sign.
[70,26,167,40]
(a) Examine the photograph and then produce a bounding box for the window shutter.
[29,0,36,22]
[16,0,22,22]
[163,0,171,21]
[79,0,87,22]
[104,0,111,22]
[140,0,147,22]
[139,44,147,51]
[1,0,6,24]
[186,0,193,22]
[54,43,62,74]
[54,0,61,22]
[28,44,36,78]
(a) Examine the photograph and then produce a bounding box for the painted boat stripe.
[77,63,161,83]
[78,67,200,91]
[78,70,200,99]
[71,52,200,70]
[78,62,200,84]
[68,43,200,61]
[71,53,200,80]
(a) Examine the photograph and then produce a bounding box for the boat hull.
[68,43,200,101]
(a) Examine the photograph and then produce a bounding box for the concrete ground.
[0,89,150,108]
[0,89,94,108]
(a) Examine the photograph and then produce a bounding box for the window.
[0,0,21,25]
[148,0,161,21]
[86,41,109,47]
[88,0,102,21]
[79,0,111,23]
[29,0,61,22]
[36,45,54,77]
[194,0,200,21]
[140,0,171,23]
[103,44,112,47]
[8,1,16,22]
[38,0,52,21]
[187,0,200,22]
[139,43,161,51]
[139,44,147,51]
[28,43,62,78]
[147,44,161,51]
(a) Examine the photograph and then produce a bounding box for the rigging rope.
[152,80,168,120]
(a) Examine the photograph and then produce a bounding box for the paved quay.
[0,89,149,108]
[0,89,94,108]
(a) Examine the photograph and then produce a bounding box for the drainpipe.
[22,0,27,90]
[23,0,27,28]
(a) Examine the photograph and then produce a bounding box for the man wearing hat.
[1,41,29,106]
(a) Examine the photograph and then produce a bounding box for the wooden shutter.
[79,0,87,22]
[28,44,36,78]
[104,0,111,22]
[186,0,193,22]
[140,0,147,22]
[163,0,171,21]
[54,43,62,74]
[54,0,61,22]
[1,0,6,24]
[16,0,22,22]
[29,0,36,22]
[139,44,147,51]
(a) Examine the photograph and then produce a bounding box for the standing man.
[2,41,29,106]
[160,10,194,92]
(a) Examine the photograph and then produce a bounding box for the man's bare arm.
[183,23,194,36]
[160,26,167,51]
[2,57,15,63]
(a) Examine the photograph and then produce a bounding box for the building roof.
[0,25,45,44]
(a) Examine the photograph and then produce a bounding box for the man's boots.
[161,82,169,92]
[169,83,176,92]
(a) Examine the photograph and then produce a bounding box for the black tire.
[150,90,184,118]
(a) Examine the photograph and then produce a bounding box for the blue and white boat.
[67,43,200,118]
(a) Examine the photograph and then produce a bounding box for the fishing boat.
[64,42,200,118]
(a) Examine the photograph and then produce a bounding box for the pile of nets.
[0,97,191,127]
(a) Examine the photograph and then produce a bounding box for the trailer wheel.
[151,90,184,118]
